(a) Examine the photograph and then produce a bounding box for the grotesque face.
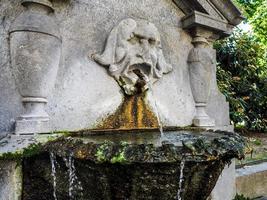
[93,18,173,95]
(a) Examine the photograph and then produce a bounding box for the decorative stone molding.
[176,0,244,129]
[188,28,215,127]
[177,0,244,129]
[176,0,244,37]
[9,0,61,134]
[93,18,173,96]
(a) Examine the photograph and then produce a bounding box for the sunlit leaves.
[215,30,267,132]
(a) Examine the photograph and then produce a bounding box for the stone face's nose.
[140,39,149,53]
[137,39,151,63]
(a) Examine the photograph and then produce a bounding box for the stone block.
[0,161,22,200]
[236,162,267,198]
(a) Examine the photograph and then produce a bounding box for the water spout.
[177,159,186,200]
[49,152,58,200]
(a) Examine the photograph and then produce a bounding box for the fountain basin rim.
[43,129,246,164]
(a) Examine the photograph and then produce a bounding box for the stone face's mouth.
[129,63,152,79]
[129,63,152,92]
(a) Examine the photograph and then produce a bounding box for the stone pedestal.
[188,33,215,127]
[193,103,215,127]
[15,97,49,134]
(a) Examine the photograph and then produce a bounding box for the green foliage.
[234,0,267,46]
[233,194,251,200]
[215,30,267,132]
[234,0,265,18]
[252,138,262,146]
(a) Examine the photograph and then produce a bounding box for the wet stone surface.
[23,153,225,200]
[20,129,246,200]
[42,129,246,163]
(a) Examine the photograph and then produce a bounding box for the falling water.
[177,159,185,200]
[64,154,83,199]
[49,152,58,200]
[148,84,164,139]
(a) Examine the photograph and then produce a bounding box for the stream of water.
[63,154,83,199]
[49,152,58,200]
[148,84,165,140]
[50,152,83,200]
[177,159,186,200]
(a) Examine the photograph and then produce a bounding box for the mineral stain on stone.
[97,93,159,130]
[22,129,246,200]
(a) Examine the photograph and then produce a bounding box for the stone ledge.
[236,162,267,198]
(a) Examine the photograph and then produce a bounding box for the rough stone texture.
[0,160,22,200]
[209,0,244,25]
[0,1,23,136]
[236,162,267,198]
[0,0,235,135]
[21,129,245,200]
[23,154,226,200]
[0,130,246,200]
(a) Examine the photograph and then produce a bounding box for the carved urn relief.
[9,0,61,134]
[188,36,215,127]
[93,18,173,95]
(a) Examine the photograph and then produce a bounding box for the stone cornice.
[173,0,244,37]
[182,11,228,32]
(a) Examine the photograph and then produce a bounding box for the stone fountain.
[0,0,246,200]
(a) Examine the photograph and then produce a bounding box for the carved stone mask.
[93,18,173,95]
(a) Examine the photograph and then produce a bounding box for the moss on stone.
[0,134,63,160]
[0,143,42,160]
[52,130,72,137]
[111,151,127,163]
[111,142,128,164]
[95,142,110,162]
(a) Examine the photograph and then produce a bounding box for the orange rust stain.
[123,95,134,129]
[97,93,159,130]
[137,96,144,127]
[76,150,86,159]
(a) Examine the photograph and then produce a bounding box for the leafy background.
[215,0,267,132]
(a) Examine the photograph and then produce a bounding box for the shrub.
[214,30,267,132]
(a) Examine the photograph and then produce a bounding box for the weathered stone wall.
[0,0,230,135]
[0,160,22,200]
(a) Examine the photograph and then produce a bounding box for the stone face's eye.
[128,36,138,45]
[131,34,145,44]
[148,38,156,45]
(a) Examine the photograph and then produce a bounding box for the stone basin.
[21,129,246,200]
